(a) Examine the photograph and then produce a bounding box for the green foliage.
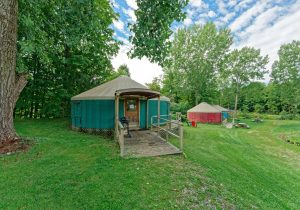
[240,82,266,112]
[16,0,119,118]
[163,23,232,105]
[146,77,162,92]
[221,47,268,119]
[117,64,131,77]
[254,104,264,113]
[279,111,300,120]
[270,40,300,114]
[170,101,190,114]
[129,0,188,65]
[222,47,269,89]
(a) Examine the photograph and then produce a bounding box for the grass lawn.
[1,119,299,209]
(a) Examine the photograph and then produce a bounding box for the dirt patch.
[0,138,31,154]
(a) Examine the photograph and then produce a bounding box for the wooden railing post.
[166,121,169,141]
[179,122,183,151]
[120,127,124,157]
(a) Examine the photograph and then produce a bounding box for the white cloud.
[112,48,163,85]
[189,0,208,9]
[187,9,195,18]
[234,0,300,81]
[229,1,270,32]
[235,0,255,11]
[110,0,120,8]
[118,37,130,45]
[220,12,235,23]
[184,18,193,26]
[113,19,125,31]
[123,8,137,22]
[125,0,138,10]
[207,10,216,18]
[216,0,228,15]
[195,18,206,26]
[237,6,282,39]
[228,0,238,7]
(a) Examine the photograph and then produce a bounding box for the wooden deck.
[123,130,182,158]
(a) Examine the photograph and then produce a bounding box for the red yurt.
[187,102,222,124]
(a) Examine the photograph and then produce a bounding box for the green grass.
[1,119,300,209]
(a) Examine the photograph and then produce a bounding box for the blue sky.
[110,0,300,84]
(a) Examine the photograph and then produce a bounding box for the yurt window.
[127,99,137,111]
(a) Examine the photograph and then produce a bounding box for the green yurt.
[71,76,170,134]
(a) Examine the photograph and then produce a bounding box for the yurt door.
[125,98,139,128]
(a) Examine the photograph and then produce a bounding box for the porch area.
[117,115,183,158]
[123,130,182,157]
[114,88,183,158]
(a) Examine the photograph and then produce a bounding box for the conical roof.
[71,76,169,101]
[187,102,221,113]
[212,105,229,112]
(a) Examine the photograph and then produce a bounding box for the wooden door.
[125,98,139,127]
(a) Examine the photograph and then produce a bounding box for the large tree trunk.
[233,93,238,124]
[0,0,27,143]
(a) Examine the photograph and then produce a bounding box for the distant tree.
[222,47,268,122]
[164,23,233,106]
[146,77,162,92]
[117,64,131,77]
[129,0,188,65]
[240,82,266,112]
[264,83,281,114]
[271,40,300,114]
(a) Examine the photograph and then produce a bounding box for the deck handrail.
[118,121,125,157]
[151,115,183,152]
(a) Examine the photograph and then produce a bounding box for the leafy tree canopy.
[146,77,162,92]
[117,64,131,77]
[129,0,188,66]
[221,47,269,120]
[163,23,232,105]
[16,0,119,118]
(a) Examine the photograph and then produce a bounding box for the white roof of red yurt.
[187,102,221,113]
[212,105,229,112]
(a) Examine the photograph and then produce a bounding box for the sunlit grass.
[0,119,299,209]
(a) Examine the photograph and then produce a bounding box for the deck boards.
[124,130,182,157]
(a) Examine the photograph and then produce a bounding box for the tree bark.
[233,93,238,123]
[0,0,27,143]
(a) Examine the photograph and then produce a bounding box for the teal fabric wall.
[71,99,170,129]
[222,111,228,120]
[71,100,117,129]
[147,100,169,126]
[140,100,147,129]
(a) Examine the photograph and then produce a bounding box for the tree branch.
[13,73,28,105]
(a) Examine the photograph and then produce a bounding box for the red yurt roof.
[187,102,221,113]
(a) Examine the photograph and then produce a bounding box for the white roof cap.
[187,102,221,113]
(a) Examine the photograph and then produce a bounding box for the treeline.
[147,23,300,117]
[15,0,119,118]
[15,0,188,119]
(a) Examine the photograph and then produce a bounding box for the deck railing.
[151,115,183,151]
[117,121,125,157]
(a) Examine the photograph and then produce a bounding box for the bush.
[279,111,299,120]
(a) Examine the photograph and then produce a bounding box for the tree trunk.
[233,93,238,124]
[0,0,27,143]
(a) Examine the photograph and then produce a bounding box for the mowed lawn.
[1,119,299,209]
